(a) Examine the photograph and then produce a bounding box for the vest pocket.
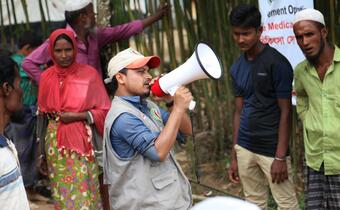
[150,169,187,209]
[152,170,176,189]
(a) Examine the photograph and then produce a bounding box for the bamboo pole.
[162,0,177,69]
[44,0,51,28]
[0,1,6,46]
[10,0,20,38]
[20,0,29,30]
[173,0,186,62]
[5,0,15,49]
[145,0,154,55]
[329,0,336,43]
[152,0,164,71]
[38,0,47,38]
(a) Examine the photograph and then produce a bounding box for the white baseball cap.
[293,8,325,26]
[106,48,160,83]
[65,0,92,12]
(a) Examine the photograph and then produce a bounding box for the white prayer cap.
[190,196,261,210]
[293,8,325,26]
[105,48,160,84]
[65,0,92,12]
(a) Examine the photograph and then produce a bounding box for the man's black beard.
[10,108,25,123]
[306,37,325,63]
[142,92,150,98]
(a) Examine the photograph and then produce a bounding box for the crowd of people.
[0,0,339,210]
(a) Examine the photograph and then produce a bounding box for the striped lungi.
[304,162,340,209]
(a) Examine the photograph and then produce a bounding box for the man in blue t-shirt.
[227,5,299,210]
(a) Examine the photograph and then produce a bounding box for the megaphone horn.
[151,42,223,110]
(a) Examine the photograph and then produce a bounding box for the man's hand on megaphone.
[173,86,193,112]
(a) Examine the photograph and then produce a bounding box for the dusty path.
[30,200,54,210]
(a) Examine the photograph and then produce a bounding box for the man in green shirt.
[293,8,340,209]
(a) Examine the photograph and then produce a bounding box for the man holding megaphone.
[102,48,193,210]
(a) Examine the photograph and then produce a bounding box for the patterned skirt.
[45,120,102,210]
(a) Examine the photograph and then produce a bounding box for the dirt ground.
[176,148,243,199]
[32,144,303,209]
[175,144,304,209]
[32,148,235,209]
[30,200,54,210]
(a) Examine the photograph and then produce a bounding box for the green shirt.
[11,53,38,106]
[294,45,340,175]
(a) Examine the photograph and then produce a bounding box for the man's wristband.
[274,156,286,161]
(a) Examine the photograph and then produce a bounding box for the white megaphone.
[151,42,222,110]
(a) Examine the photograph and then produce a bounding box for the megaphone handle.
[168,85,196,111]
[189,100,196,111]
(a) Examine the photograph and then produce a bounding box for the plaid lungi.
[304,162,340,210]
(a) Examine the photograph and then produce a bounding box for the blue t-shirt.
[110,96,183,161]
[230,45,293,157]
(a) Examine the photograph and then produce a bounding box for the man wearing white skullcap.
[22,0,168,82]
[102,48,193,210]
[64,0,92,12]
[293,8,340,209]
[22,1,169,209]
[293,8,325,26]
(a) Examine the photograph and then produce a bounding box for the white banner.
[259,0,313,68]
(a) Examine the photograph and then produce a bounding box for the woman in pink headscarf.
[38,29,110,209]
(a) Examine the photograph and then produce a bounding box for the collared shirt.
[22,21,143,83]
[294,45,340,175]
[110,96,183,161]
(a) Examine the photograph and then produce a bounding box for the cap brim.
[125,56,160,69]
